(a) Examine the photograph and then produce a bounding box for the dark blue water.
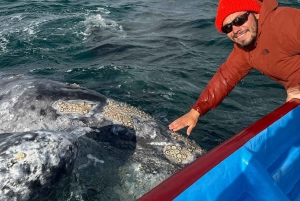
[0,0,297,199]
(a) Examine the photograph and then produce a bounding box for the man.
[169,0,300,135]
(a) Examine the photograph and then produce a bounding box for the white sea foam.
[162,91,174,100]
[83,14,124,40]
[97,7,110,15]
[23,26,36,36]
[10,14,23,21]
[0,35,9,54]
[0,15,50,54]
[84,14,123,31]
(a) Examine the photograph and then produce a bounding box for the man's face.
[223,11,259,48]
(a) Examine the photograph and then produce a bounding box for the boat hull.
[138,99,300,201]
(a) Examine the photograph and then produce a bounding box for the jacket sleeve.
[191,48,252,116]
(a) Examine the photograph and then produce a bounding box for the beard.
[232,14,258,48]
[235,30,257,48]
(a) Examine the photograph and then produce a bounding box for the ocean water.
[0,0,298,199]
[0,0,292,150]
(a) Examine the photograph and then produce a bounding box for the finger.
[186,124,194,136]
[169,118,182,129]
[169,123,181,131]
[169,120,187,131]
[169,122,177,130]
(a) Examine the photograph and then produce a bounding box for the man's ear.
[254,13,260,20]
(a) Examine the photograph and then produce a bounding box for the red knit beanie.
[215,0,261,33]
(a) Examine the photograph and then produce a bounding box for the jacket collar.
[239,0,279,50]
[257,0,278,34]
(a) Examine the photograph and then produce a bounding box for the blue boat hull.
[138,99,300,201]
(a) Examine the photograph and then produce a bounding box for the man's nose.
[232,25,241,33]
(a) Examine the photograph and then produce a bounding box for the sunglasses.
[221,12,251,34]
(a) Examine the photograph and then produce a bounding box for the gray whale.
[0,75,204,200]
[0,130,77,201]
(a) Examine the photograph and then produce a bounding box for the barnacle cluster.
[103,100,152,129]
[15,153,26,161]
[6,152,27,168]
[57,101,93,115]
[164,145,190,163]
[163,132,203,164]
[171,132,200,151]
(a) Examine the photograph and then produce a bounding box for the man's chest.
[247,34,300,82]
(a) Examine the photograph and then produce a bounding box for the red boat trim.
[138,99,300,201]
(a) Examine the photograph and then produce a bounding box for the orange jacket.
[192,0,300,116]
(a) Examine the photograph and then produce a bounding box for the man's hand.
[286,87,300,102]
[169,109,200,135]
